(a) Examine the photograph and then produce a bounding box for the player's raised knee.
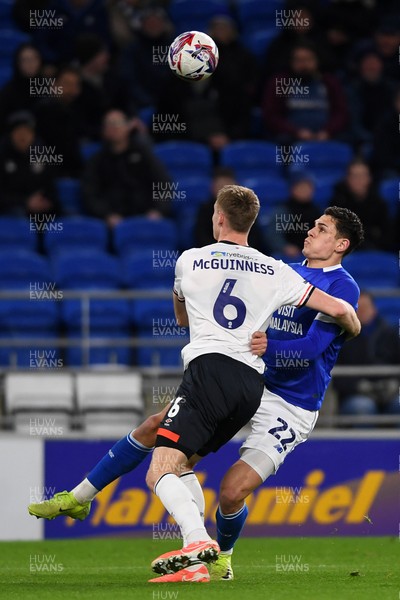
[219,483,246,514]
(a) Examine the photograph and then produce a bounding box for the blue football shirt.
[264,261,360,411]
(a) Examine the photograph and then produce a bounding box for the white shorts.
[240,387,318,480]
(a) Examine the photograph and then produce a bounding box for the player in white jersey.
[28,187,360,583]
[145,185,360,582]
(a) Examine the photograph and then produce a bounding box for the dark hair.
[324,206,364,256]
[346,157,370,174]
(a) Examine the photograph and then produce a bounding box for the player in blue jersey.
[28,205,363,580]
[210,205,364,580]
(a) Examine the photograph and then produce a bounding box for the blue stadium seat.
[0,291,60,366]
[113,217,178,255]
[65,331,132,367]
[176,206,200,250]
[0,218,37,252]
[0,0,14,26]
[61,298,130,330]
[374,297,400,328]
[44,217,108,256]
[237,0,284,34]
[379,179,399,217]
[177,176,211,206]
[0,298,59,331]
[290,142,353,179]
[136,333,185,367]
[0,250,51,289]
[0,332,61,368]
[62,304,132,365]
[80,141,101,162]
[220,141,282,178]
[123,250,176,289]
[55,178,83,215]
[313,178,335,210]
[169,0,230,33]
[138,106,155,128]
[0,63,11,87]
[154,142,212,179]
[242,28,278,60]
[131,297,175,328]
[344,251,399,289]
[0,29,30,58]
[52,250,122,290]
[240,176,289,205]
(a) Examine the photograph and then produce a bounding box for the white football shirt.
[173,241,315,373]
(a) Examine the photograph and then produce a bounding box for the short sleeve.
[173,255,185,302]
[278,262,315,308]
[315,276,360,324]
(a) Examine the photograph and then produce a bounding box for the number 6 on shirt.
[213,278,247,330]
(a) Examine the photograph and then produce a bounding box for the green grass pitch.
[1,537,398,600]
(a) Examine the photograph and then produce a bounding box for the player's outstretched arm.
[304,289,361,339]
[173,292,189,327]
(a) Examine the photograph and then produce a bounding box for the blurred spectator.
[119,6,174,109]
[348,51,395,145]
[353,21,400,82]
[155,72,229,151]
[31,0,114,67]
[372,88,400,178]
[208,15,257,140]
[83,109,171,227]
[34,66,84,177]
[261,4,332,78]
[110,0,171,48]
[331,159,391,250]
[262,42,348,142]
[0,111,59,217]
[0,44,43,135]
[335,291,400,418]
[271,173,320,258]
[321,0,376,49]
[76,34,134,140]
[194,167,268,252]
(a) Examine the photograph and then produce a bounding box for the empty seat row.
[0,216,180,255]
[153,140,355,181]
[0,248,176,290]
[0,248,398,293]
[4,372,145,435]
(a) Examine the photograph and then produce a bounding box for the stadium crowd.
[0,0,398,246]
[0,0,398,418]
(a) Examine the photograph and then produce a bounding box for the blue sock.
[216,504,248,552]
[87,433,152,491]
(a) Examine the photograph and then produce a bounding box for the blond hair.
[216,184,260,233]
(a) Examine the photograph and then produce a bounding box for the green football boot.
[28,490,91,521]
[209,553,234,581]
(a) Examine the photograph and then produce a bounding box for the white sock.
[155,473,211,545]
[179,471,205,546]
[71,478,99,504]
[179,471,205,521]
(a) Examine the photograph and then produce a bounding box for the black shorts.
[155,353,264,459]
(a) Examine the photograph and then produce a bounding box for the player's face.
[303,215,347,261]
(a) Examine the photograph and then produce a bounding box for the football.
[168,31,219,81]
